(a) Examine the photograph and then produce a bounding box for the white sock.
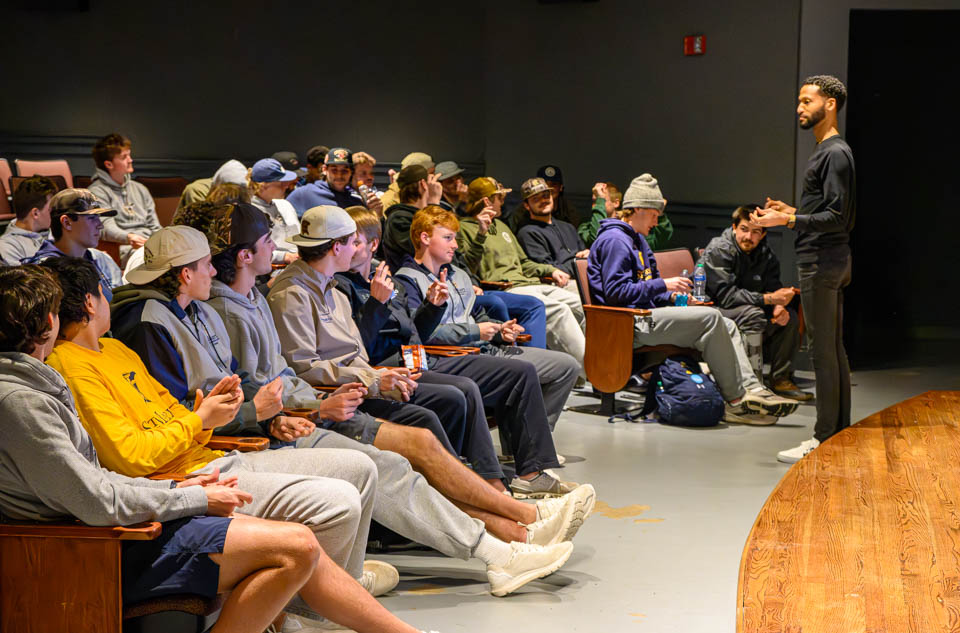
[473,533,512,566]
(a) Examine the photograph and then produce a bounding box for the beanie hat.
[622,174,665,211]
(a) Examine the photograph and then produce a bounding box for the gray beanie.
[622,174,665,211]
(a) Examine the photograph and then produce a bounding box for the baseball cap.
[205,202,272,254]
[126,226,211,284]
[400,152,434,170]
[536,165,563,184]
[287,205,357,247]
[466,177,511,204]
[212,160,247,186]
[251,158,298,183]
[324,147,353,167]
[271,151,300,171]
[521,178,552,200]
[306,145,329,167]
[49,188,117,217]
[396,165,428,189]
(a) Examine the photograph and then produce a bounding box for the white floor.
[374,362,960,633]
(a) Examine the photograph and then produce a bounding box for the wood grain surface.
[738,390,960,633]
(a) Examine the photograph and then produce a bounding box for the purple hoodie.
[586,218,672,309]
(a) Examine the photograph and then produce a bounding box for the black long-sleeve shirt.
[794,135,856,262]
[516,217,585,277]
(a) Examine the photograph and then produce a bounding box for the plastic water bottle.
[693,263,707,302]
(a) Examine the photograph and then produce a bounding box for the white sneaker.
[723,405,778,426]
[359,559,399,597]
[777,437,820,463]
[527,484,596,545]
[556,453,567,466]
[486,541,574,597]
[279,614,303,632]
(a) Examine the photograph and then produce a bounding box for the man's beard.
[799,106,825,130]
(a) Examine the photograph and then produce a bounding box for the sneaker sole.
[558,486,596,542]
[776,453,803,464]
[724,414,778,426]
[744,398,798,417]
[510,489,567,500]
[488,543,574,597]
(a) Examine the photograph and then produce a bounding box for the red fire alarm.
[683,34,706,56]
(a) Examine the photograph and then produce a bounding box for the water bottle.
[693,263,707,302]
[676,269,690,306]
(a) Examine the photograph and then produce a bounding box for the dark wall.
[484,0,801,206]
[0,0,486,166]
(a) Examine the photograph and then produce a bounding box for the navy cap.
[536,164,563,184]
[325,147,353,167]
[251,158,297,183]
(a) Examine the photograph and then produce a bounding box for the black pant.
[357,397,460,459]
[798,254,852,442]
[429,354,560,477]
[719,298,802,381]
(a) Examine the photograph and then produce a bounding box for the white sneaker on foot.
[777,437,820,463]
[527,484,596,545]
[359,560,399,597]
[486,541,574,597]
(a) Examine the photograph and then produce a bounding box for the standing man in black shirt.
[752,75,856,464]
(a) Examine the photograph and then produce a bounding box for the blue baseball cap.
[251,158,298,183]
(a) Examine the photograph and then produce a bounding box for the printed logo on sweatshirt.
[636,267,654,281]
[124,371,152,403]
[501,231,513,244]
[141,404,178,430]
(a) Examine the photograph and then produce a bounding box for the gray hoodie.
[206,280,320,408]
[266,260,399,398]
[0,352,207,524]
[0,222,48,266]
[88,167,161,243]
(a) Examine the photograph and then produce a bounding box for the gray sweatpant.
[201,448,377,621]
[296,427,485,560]
[719,304,801,381]
[633,306,757,401]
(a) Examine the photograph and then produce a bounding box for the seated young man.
[0,265,433,633]
[0,176,58,266]
[88,133,162,265]
[701,206,812,401]
[516,177,589,278]
[381,164,444,272]
[579,181,673,250]
[458,177,586,365]
[199,204,587,576]
[176,159,248,216]
[435,160,468,215]
[250,158,301,265]
[343,206,582,498]
[23,188,122,300]
[587,174,799,425]
[287,147,380,217]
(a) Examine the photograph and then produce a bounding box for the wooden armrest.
[313,385,337,393]
[516,333,532,343]
[583,305,652,317]
[206,435,270,452]
[479,280,514,290]
[271,263,287,270]
[0,520,161,541]
[540,276,556,285]
[423,345,481,356]
[148,473,186,482]
[282,407,320,422]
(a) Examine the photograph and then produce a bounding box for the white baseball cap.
[126,226,211,284]
[287,206,357,247]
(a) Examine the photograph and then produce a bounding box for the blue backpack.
[642,356,724,427]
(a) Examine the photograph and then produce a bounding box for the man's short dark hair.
[144,262,200,299]
[0,265,62,354]
[92,133,131,171]
[211,241,259,286]
[731,205,761,226]
[13,176,59,221]
[804,75,847,111]
[297,236,350,263]
[50,213,79,241]
[398,181,422,205]
[39,257,101,328]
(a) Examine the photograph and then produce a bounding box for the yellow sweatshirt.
[46,338,223,477]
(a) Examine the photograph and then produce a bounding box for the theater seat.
[10,174,68,196]
[0,181,12,222]
[15,159,73,188]
[135,177,188,227]
[0,159,13,196]
[652,247,695,279]
[75,174,93,189]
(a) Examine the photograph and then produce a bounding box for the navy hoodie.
[587,218,672,309]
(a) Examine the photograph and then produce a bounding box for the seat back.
[654,248,695,279]
[97,239,122,267]
[10,174,68,195]
[574,257,593,305]
[0,180,12,221]
[136,177,188,226]
[75,174,93,189]
[15,159,73,189]
[0,158,12,195]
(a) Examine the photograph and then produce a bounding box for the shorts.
[321,410,382,445]
[122,515,232,605]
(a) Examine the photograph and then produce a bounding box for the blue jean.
[475,291,547,348]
